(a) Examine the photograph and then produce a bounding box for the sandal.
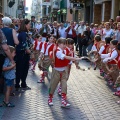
[6,103,15,107]
[3,101,15,107]
[10,92,15,96]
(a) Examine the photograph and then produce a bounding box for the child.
[91,35,104,70]
[112,43,120,97]
[99,37,112,76]
[31,34,43,72]
[91,35,104,52]
[99,37,112,55]
[2,46,16,107]
[101,40,118,84]
[48,38,81,108]
[38,35,56,83]
[57,38,80,95]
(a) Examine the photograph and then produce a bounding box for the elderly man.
[77,21,86,56]
[84,26,94,56]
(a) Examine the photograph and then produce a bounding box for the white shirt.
[36,41,41,50]
[53,28,57,36]
[59,27,66,38]
[98,46,105,54]
[91,45,97,51]
[54,47,66,71]
[74,24,78,30]
[77,25,86,35]
[66,47,74,65]
[43,26,47,33]
[41,42,52,55]
[35,23,42,30]
[68,29,72,35]
[102,28,113,41]
[101,48,118,63]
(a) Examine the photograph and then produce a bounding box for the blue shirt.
[1,27,15,47]
[3,58,15,80]
[16,32,32,51]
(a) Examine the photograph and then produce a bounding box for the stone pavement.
[0,62,120,120]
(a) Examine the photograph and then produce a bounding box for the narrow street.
[0,62,120,120]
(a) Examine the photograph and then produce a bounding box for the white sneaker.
[48,98,53,106]
[61,101,70,108]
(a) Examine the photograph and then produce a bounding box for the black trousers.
[78,38,88,56]
[15,50,30,88]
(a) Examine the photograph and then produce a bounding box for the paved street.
[0,62,120,120]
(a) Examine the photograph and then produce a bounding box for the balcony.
[52,1,59,9]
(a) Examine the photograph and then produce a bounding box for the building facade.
[31,0,42,21]
[3,0,18,17]
[86,0,120,24]
[50,0,60,22]
[31,0,51,21]
[69,0,85,22]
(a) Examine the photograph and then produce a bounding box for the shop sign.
[62,9,67,14]
[42,2,51,6]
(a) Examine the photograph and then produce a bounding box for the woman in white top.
[102,22,113,41]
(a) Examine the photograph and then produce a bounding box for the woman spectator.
[112,22,118,38]
[93,24,99,35]
[115,22,120,42]
[102,22,113,41]
[97,24,103,36]
[15,19,31,90]
[1,17,19,47]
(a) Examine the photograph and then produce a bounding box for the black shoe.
[10,92,15,96]
[21,86,31,90]
[15,87,20,91]
[3,101,15,107]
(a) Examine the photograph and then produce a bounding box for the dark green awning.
[60,0,67,9]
